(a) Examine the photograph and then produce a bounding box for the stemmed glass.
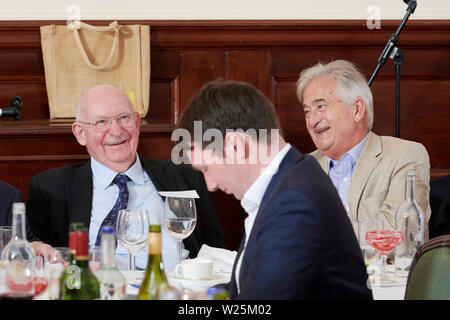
[365,219,403,285]
[116,209,150,272]
[163,197,197,265]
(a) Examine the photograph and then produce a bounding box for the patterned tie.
[95,174,130,246]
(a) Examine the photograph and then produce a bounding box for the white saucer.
[167,271,229,292]
[171,274,226,281]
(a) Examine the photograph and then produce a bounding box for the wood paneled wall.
[0,20,449,250]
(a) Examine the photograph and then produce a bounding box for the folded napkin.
[197,244,237,273]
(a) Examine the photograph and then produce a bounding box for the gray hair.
[296,60,373,130]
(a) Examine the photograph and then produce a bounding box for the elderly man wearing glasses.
[27,84,226,270]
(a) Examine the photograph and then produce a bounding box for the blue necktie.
[95,174,130,246]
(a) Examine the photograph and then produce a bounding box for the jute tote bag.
[40,21,150,119]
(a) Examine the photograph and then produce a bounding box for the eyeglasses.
[78,113,138,132]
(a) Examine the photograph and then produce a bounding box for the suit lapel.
[67,161,93,228]
[315,152,328,173]
[347,131,383,221]
[140,158,172,192]
[229,237,245,298]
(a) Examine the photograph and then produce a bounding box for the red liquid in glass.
[34,276,49,296]
[365,230,403,255]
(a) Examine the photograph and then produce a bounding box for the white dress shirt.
[234,143,292,294]
[89,155,188,271]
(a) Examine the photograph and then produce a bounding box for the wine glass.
[358,219,380,269]
[115,209,150,272]
[365,220,403,285]
[33,255,48,299]
[163,197,197,265]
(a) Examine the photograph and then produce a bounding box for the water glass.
[89,246,102,274]
[0,226,12,257]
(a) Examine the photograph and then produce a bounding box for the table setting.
[125,244,235,298]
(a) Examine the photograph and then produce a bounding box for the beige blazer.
[311,131,431,239]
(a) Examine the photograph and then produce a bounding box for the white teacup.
[175,258,214,280]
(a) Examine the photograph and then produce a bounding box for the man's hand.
[30,241,66,265]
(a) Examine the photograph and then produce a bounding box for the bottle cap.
[12,202,25,214]
[69,222,84,232]
[149,225,161,233]
[101,226,115,234]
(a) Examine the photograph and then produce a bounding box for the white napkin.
[197,244,237,274]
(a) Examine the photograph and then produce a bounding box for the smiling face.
[302,75,368,160]
[72,85,141,173]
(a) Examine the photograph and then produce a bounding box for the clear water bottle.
[0,202,35,299]
[395,170,425,278]
[96,226,126,300]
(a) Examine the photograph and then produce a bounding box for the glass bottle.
[395,170,425,278]
[137,224,169,300]
[54,222,84,300]
[59,229,100,300]
[96,226,126,300]
[0,202,35,300]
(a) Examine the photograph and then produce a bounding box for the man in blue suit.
[177,79,372,299]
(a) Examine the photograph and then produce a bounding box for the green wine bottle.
[137,225,169,300]
[53,222,83,300]
[59,229,100,300]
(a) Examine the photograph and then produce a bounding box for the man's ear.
[72,122,87,146]
[224,131,249,164]
[353,97,366,123]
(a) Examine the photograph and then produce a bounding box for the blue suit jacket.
[228,147,372,299]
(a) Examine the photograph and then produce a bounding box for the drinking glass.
[116,209,150,271]
[365,220,403,285]
[163,197,197,265]
[89,246,101,274]
[0,226,12,257]
[46,247,70,300]
[358,220,379,269]
[34,255,48,299]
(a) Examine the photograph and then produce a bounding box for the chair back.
[404,235,450,300]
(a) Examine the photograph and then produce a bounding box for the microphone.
[0,96,22,120]
[403,0,417,14]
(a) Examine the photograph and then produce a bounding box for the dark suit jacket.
[26,157,227,257]
[429,174,450,238]
[228,147,372,300]
[0,181,24,226]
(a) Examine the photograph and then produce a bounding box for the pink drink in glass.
[366,229,404,284]
[366,230,404,255]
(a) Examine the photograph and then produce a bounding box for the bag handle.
[72,21,124,71]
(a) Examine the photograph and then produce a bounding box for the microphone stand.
[367,0,417,138]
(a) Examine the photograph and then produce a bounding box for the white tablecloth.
[372,284,406,300]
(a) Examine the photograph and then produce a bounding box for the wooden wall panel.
[181,50,226,111]
[0,20,449,250]
[228,50,273,102]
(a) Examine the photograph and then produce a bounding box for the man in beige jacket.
[296,59,431,239]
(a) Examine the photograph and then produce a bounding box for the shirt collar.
[240,143,292,216]
[327,132,369,172]
[90,154,145,190]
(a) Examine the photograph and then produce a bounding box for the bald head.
[76,84,135,122]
